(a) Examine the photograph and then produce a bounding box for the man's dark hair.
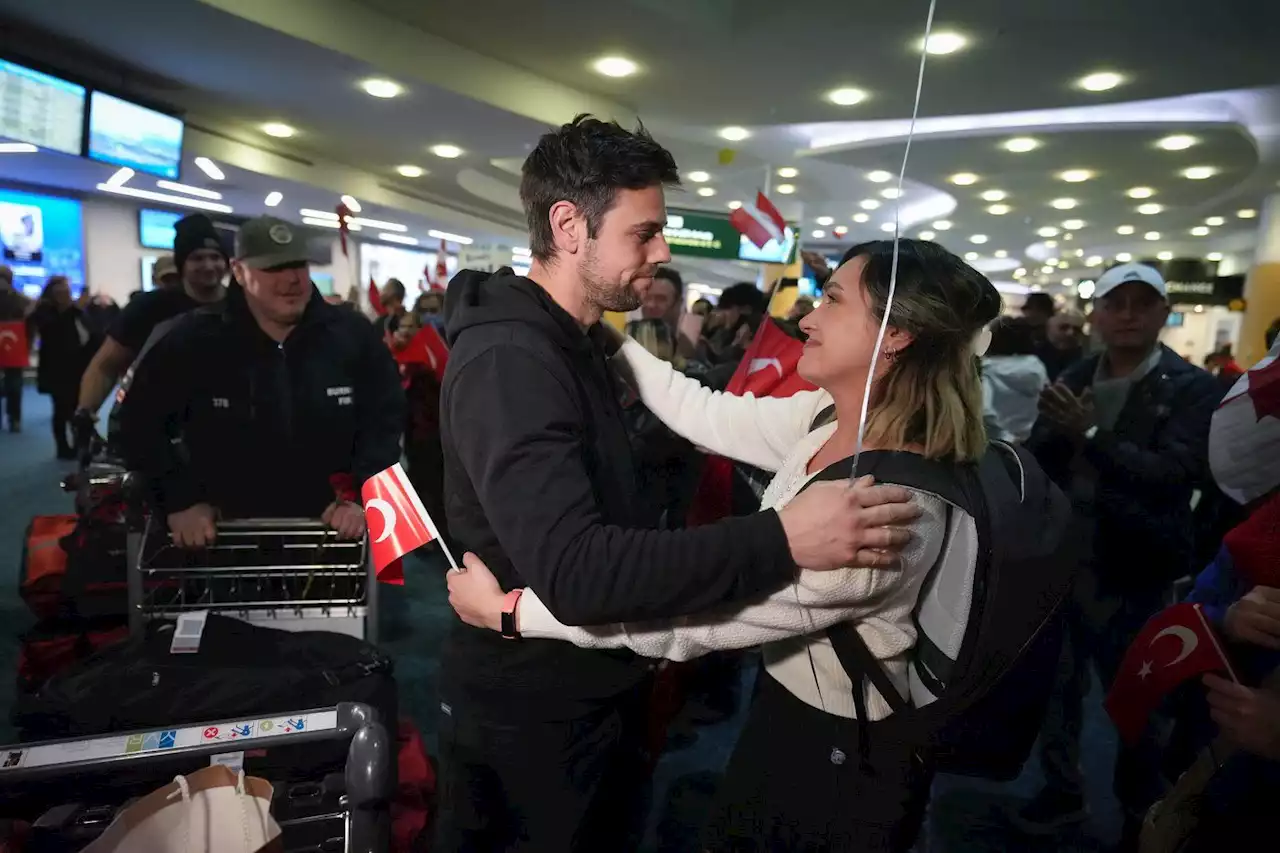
[520,114,680,262]
[716,282,768,315]
[1022,292,1056,318]
[653,266,684,297]
[985,317,1039,357]
[383,278,406,300]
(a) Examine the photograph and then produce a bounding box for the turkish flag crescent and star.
[0,321,28,369]
[1104,602,1236,745]
[686,318,817,526]
[361,463,445,584]
[730,191,787,249]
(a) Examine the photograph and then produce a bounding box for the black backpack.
[802,408,1075,780]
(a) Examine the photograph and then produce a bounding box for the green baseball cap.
[234,216,311,270]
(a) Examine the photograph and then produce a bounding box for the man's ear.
[548,201,585,257]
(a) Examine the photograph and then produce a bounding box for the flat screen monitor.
[0,187,85,298]
[737,226,797,264]
[0,59,85,155]
[87,90,183,179]
[139,208,183,249]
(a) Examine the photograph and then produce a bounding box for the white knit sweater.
[517,339,946,720]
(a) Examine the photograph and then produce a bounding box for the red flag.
[1104,603,1236,745]
[686,319,816,526]
[369,277,386,317]
[435,239,449,289]
[335,203,352,257]
[730,191,787,249]
[362,463,446,584]
[394,324,449,383]
[0,320,28,369]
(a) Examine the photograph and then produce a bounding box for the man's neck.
[527,260,599,328]
[245,301,296,343]
[1104,344,1157,379]
[184,281,226,305]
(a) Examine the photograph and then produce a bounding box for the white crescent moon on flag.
[1151,625,1198,667]
[0,330,16,349]
[365,498,397,544]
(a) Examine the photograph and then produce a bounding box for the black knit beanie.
[173,214,229,273]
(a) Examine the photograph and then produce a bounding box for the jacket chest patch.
[327,385,354,406]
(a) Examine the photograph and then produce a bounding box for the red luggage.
[19,516,77,620]
[16,617,129,693]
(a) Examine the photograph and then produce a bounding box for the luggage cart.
[127,516,378,642]
[0,701,392,853]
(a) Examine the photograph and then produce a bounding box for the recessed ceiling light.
[1157,134,1197,151]
[964,251,980,261]
[1126,187,1156,199]
[922,32,968,55]
[1014,268,1027,277]
[812,229,826,239]
[1044,240,1058,248]
[340,194,362,212]
[1117,225,1136,235]
[156,180,222,200]
[816,216,834,226]
[880,222,897,233]
[918,230,936,240]
[687,171,711,183]
[1205,216,1225,226]
[1116,252,1133,262]
[727,200,742,210]
[1003,137,1041,153]
[853,213,870,223]
[1137,203,1163,215]
[591,56,639,78]
[1238,208,1258,219]
[826,87,868,106]
[777,166,799,179]
[833,226,848,236]
[881,188,903,199]
[1063,233,1075,241]
[1041,265,1055,274]
[1182,166,1217,180]
[431,144,463,159]
[987,204,1011,215]
[1073,249,1085,257]
[1207,252,1223,261]
[1051,198,1078,210]
[1144,231,1161,241]
[193,157,225,180]
[933,220,952,230]
[994,250,1009,258]
[861,199,881,210]
[970,234,989,244]
[697,187,716,197]
[380,234,421,246]
[264,191,282,207]
[1059,169,1094,183]
[1190,225,1210,236]
[866,170,893,183]
[1078,71,1124,92]
[1157,251,1174,261]
[98,182,233,213]
[980,189,1007,202]
[105,167,135,187]
[1037,226,1059,237]
[1086,255,1103,266]
[396,164,425,178]
[775,183,796,194]
[261,122,295,138]
[719,126,750,141]
[1062,219,1085,230]
[361,78,403,98]
[950,172,979,186]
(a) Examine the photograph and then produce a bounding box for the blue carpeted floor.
[0,386,1123,850]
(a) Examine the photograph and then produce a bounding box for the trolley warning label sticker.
[201,721,258,743]
[256,716,308,735]
[125,730,178,754]
[0,749,24,770]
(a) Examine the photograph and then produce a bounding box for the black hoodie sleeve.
[351,318,406,488]
[448,345,798,626]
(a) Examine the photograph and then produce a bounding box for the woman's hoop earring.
[884,349,900,362]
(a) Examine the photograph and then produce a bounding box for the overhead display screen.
[87,90,184,179]
[0,187,85,299]
[0,59,85,156]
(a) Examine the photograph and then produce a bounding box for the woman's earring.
[884,349,899,362]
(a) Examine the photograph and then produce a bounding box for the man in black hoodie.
[436,114,920,852]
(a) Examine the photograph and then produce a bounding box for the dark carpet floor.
[0,386,1123,850]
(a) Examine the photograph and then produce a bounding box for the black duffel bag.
[14,615,396,743]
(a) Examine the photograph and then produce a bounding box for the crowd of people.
[2,113,1276,852]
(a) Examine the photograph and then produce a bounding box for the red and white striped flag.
[434,239,449,290]
[730,191,787,249]
[362,462,456,582]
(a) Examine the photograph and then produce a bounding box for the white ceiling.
[0,0,1276,295]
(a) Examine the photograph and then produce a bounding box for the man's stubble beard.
[579,242,642,314]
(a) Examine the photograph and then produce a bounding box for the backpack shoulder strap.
[828,621,910,716]
[809,403,837,432]
[798,449,976,514]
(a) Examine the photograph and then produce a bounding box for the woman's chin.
[797,352,819,384]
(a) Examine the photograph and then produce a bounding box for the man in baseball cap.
[231,215,315,333]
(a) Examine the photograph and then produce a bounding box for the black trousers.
[434,683,651,853]
[1,367,21,427]
[704,673,934,853]
[49,387,76,453]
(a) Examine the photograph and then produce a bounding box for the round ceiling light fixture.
[932,220,953,230]
[949,172,979,186]
[987,204,1011,215]
[1205,216,1225,226]
[1182,166,1217,180]
[1078,71,1124,92]
[826,87,868,106]
[777,166,799,178]
[1002,137,1041,153]
[1157,134,1197,151]
[396,164,425,178]
[860,199,882,210]
[718,126,750,142]
[1059,169,1095,183]
[881,188,903,199]
[261,122,296,138]
[591,56,639,78]
[431,144,463,158]
[696,187,716,197]
[852,212,870,223]
[687,171,711,183]
[866,170,893,183]
[1126,187,1156,199]
[360,78,403,98]
[1037,226,1060,238]
[816,216,834,226]
[775,183,796,194]
[1190,226,1210,236]
[922,32,968,55]
[1137,203,1164,215]
[1238,209,1258,219]
[918,230,936,240]
[1117,224,1136,235]
[981,189,1007,202]
[1051,198,1078,210]
[1144,231,1161,241]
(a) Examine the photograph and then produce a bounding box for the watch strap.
[501,589,524,639]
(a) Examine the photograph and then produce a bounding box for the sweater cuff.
[727,510,800,599]
[515,591,566,641]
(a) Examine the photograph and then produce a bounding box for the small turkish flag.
[435,239,449,289]
[730,191,788,249]
[394,324,449,384]
[361,463,446,583]
[0,320,27,369]
[1104,603,1236,745]
[368,278,386,317]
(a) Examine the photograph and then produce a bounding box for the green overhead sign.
[664,207,797,265]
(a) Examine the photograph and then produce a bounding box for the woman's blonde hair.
[625,318,685,369]
[842,240,1001,463]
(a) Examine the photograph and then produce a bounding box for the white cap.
[1093,262,1167,301]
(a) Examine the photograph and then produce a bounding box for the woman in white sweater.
[447,239,1002,852]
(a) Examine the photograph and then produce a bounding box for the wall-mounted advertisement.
[0,188,84,298]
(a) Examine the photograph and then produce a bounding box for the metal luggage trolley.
[128,516,379,642]
[0,702,392,852]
